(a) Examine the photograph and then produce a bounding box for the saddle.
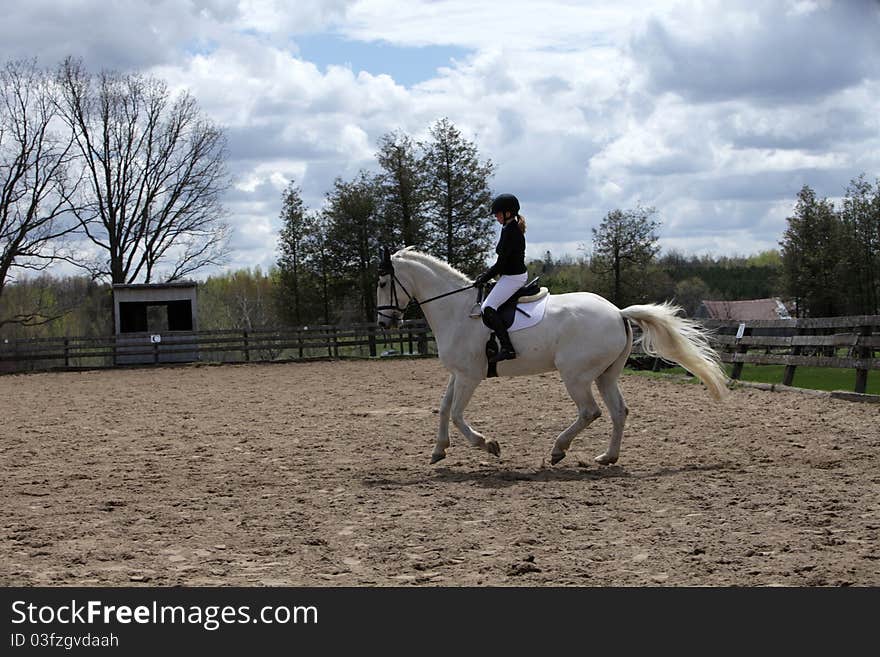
[493,280,548,329]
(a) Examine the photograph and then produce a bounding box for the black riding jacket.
[485,219,526,278]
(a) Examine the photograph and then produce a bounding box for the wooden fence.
[632,315,880,394]
[2,315,878,393]
[0,321,434,373]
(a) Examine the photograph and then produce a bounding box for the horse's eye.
[379,282,387,288]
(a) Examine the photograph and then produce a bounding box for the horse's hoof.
[430,453,446,464]
[486,440,500,457]
[594,453,618,466]
[550,452,565,465]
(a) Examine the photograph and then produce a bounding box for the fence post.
[64,338,70,369]
[730,325,750,380]
[855,326,871,394]
[153,339,160,365]
[368,324,377,357]
[783,326,802,386]
[417,325,427,355]
[243,330,250,362]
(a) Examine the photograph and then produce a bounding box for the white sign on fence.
[150,334,162,344]
[735,323,746,339]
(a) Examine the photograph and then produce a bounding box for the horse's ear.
[379,247,392,276]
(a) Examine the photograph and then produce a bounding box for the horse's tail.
[620,301,729,401]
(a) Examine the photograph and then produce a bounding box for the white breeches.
[481,272,528,311]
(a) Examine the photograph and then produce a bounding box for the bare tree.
[56,57,230,284]
[0,59,80,324]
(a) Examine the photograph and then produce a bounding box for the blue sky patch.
[295,34,469,86]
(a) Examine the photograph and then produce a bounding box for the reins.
[376,259,475,321]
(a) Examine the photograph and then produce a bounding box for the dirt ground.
[1,358,878,587]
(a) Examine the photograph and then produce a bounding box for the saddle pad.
[517,286,549,304]
[509,294,550,333]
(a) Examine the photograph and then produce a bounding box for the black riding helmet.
[490,193,520,217]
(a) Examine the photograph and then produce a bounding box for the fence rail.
[631,314,879,394]
[2,315,878,392]
[0,321,435,372]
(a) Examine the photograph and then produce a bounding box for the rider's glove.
[473,271,492,287]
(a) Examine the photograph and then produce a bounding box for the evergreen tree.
[275,181,312,325]
[301,213,334,325]
[840,175,880,315]
[421,118,495,276]
[780,186,844,317]
[322,172,383,323]
[375,130,429,249]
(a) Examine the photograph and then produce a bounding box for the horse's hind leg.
[550,371,602,465]
[594,370,629,465]
[431,374,456,464]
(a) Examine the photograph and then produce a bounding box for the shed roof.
[111,281,197,290]
[698,298,791,320]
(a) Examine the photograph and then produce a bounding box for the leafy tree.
[198,268,278,331]
[674,276,712,317]
[590,205,661,306]
[780,186,844,316]
[745,250,783,268]
[527,251,595,294]
[1,59,80,324]
[657,250,783,302]
[421,118,495,276]
[56,57,230,284]
[0,274,110,338]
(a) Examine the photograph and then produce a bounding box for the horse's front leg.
[443,374,500,461]
[431,374,456,464]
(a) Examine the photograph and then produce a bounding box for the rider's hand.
[474,272,491,287]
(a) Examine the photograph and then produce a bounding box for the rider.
[473,193,528,363]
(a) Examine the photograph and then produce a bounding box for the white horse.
[376,247,728,466]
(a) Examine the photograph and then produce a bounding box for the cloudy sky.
[3,0,879,275]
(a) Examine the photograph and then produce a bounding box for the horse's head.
[376,248,413,328]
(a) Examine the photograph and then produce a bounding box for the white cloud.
[1,0,878,277]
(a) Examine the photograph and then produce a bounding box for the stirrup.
[468,303,482,318]
[489,348,516,363]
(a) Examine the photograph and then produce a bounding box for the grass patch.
[725,364,879,395]
[627,362,879,395]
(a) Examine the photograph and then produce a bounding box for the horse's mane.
[394,247,471,283]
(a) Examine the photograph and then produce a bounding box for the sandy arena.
[1,358,878,586]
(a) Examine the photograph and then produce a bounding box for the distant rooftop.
[696,298,791,321]
[111,281,197,290]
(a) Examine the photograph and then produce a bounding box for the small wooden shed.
[112,282,199,365]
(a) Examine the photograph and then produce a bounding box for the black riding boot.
[482,307,516,363]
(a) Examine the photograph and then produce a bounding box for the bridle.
[376,250,476,323]
[376,257,415,322]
